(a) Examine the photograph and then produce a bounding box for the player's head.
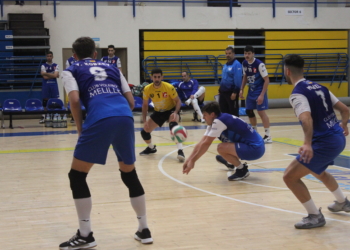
[46,51,53,63]
[244,45,255,62]
[225,47,235,62]
[181,71,191,82]
[72,37,96,60]
[151,68,163,87]
[108,45,115,57]
[202,102,221,125]
[284,54,304,85]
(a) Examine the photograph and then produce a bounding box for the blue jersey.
[242,58,268,98]
[66,56,76,68]
[205,113,264,147]
[101,56,120,67]
[64,59,132,129]
[220,59,242,92]
[41,62,59,85]
[290,80,343,139]
[173,79,199,101]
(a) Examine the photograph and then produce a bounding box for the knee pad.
[246,109,256,118]
[68,169,91,199]
[141,129,151,141]
[120,169,145,198]
[169,121,178,130]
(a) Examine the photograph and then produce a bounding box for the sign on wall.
[285,9,304,16]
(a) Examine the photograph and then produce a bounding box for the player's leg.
[113,117,153,244]
[139,114,159,156]
[190,98,205,123]
[283,159,325,229]
[257,93,272,143]
[194,86,206,101]
[245,95,258,131]
[218,91,230,114]
[40,84,49,124]
[168,112,186,162]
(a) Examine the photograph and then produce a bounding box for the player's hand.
[256,95,264,105]
[230,93,237,100]
[190,95,195,99]
[169,112,178,122]
[340,123,349,136]
[183,160,195,175]
[239,90,244,99]
[298,144,313,164]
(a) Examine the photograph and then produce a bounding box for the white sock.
[252,126,257,131]
[302,199,319,215]
[264,128,270,136]
[332,187,346,203]
[148,143,154,149]
[130,195,148,231]
[177,143,183,150]
[235,163,243,169]
[74,197,92,237]
[194,86,205,99]
[191,98,204,120]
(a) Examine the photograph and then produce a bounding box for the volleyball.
[170,125,188,143]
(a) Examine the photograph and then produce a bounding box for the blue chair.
[47,98,66,111]
[134,96,143,111]
[3,99,22,129]
[25,99,44,112]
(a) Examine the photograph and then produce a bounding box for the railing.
[1,0,350,18]
[0,56,45,92]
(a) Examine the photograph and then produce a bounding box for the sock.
[74,197,92,237]
[235,163,244,169]
[332,187,346,203]
[264,128,270,136]
[252,126,257,131]
[130,195,148,231]
[302,199,319,215]
[148,143,154,149]
[177,143,183,150]
[191,99,204,120]
[194,86,205,99]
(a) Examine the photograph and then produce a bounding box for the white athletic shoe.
[185,99,191,106]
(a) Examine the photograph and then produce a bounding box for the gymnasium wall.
[2,5,350,100]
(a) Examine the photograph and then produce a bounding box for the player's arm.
[141,98,149,123]
[232,61,243,100]
[331,92,349,136]
[240,74,247,99]
[120,73,134,110]
[117,58,122,74]
[41,66,60,79]
[169,96,182,122]
[191,79,199,97]
[183,135,216,175]
[257,63,269,105]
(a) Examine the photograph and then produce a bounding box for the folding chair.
[3,99,22,129]
[25,99,44,112]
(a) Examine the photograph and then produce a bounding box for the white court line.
[158,146,350,224]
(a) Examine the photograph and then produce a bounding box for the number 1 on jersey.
[315,90,328,111]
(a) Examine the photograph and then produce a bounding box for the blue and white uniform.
[62,58,133,165]
[204,113,265,160]
[289,79,346,174]
[41,62,59,98]
[220,59,242,93]
[173,79,199,101]
[101,56,121,68]
[65,56,76,69]
[242,58,268,110]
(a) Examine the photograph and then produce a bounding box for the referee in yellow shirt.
[140,68,185,162]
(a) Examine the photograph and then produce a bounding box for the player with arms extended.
[283,54,350,229]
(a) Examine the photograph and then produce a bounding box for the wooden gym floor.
[1,107,350,250]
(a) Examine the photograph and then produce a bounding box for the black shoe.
[192,112,200,122]
[39,115,45,124]
[228,163,249,181]
[59,229,97,250]
[70,118,75,123]
[134,228,153,244]
[216,155,235,170]
[177,149,185,162]
[139,145,157,155]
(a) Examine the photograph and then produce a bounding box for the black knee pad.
[246,109,256,118]
[141,129,151,141]
[169,121,178,130]
[68,169,91,199]
[120,169,145,198]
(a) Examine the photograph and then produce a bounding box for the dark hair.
[202,102,221,116]
[108,45,115,50]
[151,68,163,75]
[72,37,96,60]
[225,47,235,53]
[244,45,254,53]
[284,54,304,75]
[47,51,53,56]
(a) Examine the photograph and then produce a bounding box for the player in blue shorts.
[40,51,59,123]
[60,37,152,249]
[182,102,265,181]
[240,46,272,143]
[283,54,350,229]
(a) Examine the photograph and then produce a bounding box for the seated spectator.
[173,71,206,123]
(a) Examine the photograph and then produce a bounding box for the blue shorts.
[235,142,265,161]
[297,133,346,175]
[74,116,136,165]
[246,92,268,111]
[42,83,59,99]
